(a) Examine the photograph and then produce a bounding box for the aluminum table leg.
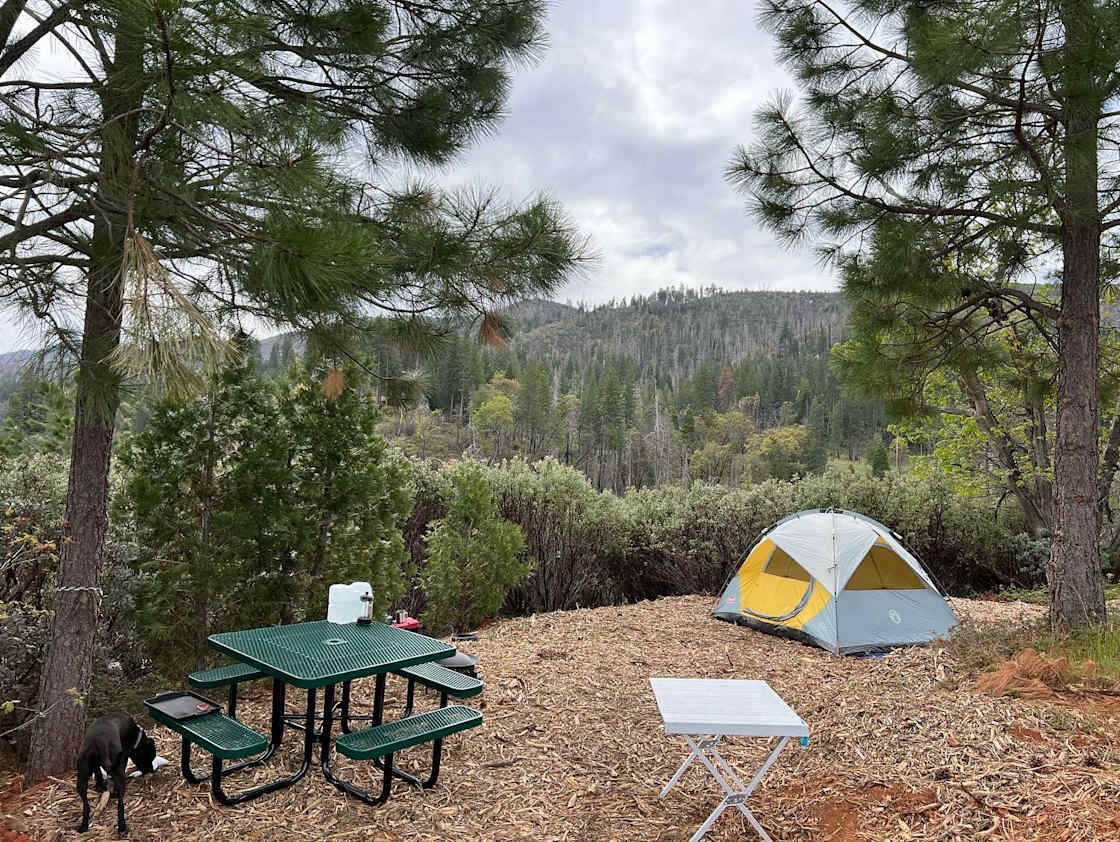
[663,734,793,842]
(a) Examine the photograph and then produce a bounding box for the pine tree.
[729,0,1118,628]
[420,461,528,634]
[4,0,585,783]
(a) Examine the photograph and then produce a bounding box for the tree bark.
[23,259,124,784]
[24,20,140,783]
[1049,0,1107,629]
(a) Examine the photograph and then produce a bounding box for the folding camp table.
[649,678,809,842]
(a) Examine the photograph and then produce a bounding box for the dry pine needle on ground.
[4,595,1119,841]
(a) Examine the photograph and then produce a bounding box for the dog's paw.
[116,825,128,838]
[76,824,89,834]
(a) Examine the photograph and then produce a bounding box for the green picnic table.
[179,620,456,804]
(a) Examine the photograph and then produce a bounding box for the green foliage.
[121,359,412,672]
[0,600,49,746]
[490,457,627,613]
[0,377,72,458]
[0,453,65,608]
[473,392,515,458]
[619,480,796,600]
[868,442,890,477]
[833,275,1066,540]
[420,462,528,634]
[397,456,1043,616]
[0,452,142,755]
[748,425,811,481]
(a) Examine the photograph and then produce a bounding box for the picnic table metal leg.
[340,680,353,733]
[372,673,386,724]
[334,678,380,734]
[402,678,416,717]
[206,687,317,806]
[321,681,396,806]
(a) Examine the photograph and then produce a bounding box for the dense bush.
[0,454,64,751]
[490,458,627,614]
[395,458,1045,621]
[618,480,794,600]
[789,466,1038,592]
[420,462,528,634]
[121,361,413,673]
[397,458,450,617]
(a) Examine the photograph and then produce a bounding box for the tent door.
[740,578,815,623]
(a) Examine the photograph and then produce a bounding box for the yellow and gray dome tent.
[712,509,957,654]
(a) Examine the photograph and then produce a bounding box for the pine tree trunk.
[1051,224,1106,627]
[24,262,124,784]
[1049,0,1107,629]
[24,20,138,783]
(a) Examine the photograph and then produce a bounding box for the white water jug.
[327,581,373,624]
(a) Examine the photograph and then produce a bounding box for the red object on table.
[391,617,420,630]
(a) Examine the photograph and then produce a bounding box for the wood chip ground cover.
[5,595,1119,841]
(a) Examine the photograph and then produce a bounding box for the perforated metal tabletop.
[209,620,455,689]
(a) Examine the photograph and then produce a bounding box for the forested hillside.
[510,287,846,388]
[363,287,885,491]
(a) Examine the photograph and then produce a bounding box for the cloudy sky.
[437,0,828,305]
[0,0,832,353]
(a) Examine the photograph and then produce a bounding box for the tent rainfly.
[712,509,957,654]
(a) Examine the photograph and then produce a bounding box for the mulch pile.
[4,595,1120,841]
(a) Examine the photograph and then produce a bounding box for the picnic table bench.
[147,708,267,761]
[188,663,266,719]
[394,661,483,715]
[332,705,483,805]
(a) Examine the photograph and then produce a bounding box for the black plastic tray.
[144,690,222,721]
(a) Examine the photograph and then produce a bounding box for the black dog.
[76,712,157,837]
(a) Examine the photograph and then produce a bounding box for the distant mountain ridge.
[503,287,847,388]
[0,288,848,390]
[0,350,34,376]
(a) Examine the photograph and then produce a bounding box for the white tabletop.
[649,678,809,737]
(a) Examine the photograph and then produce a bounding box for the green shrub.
[790,465,1037,592]
[0,453,144,756]
[122,360,412,673]
[397,457,450,617]
[618,480,795,599]
[420,462,528,634]
[490,457,627,614]
[868,442,890,477]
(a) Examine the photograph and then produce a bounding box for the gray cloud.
[435,0,831,303]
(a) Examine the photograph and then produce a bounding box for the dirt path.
[5,595,1118,841]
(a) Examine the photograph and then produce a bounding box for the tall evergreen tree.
[2,0,585,782]
[729,0,1119,628]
